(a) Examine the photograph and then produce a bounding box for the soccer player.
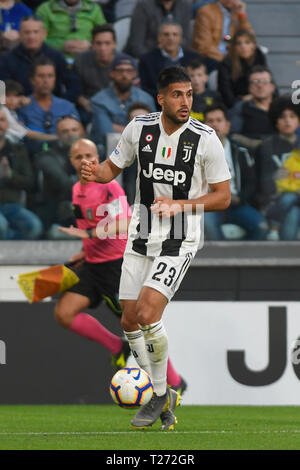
[81,67,231,430]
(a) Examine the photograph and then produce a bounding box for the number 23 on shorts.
[150,254,193,293]
[152,262,176,287]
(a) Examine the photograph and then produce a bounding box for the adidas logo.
[142,144,152,152]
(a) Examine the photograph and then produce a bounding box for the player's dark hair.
[186,58,207,73]
[157,66,191,92]
[29,55,56,77]
[92,23,116,42]
[268,94,300,130]
[203,102,229,121]
[5,79,24,96]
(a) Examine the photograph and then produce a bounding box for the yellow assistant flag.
[17,265,79,303]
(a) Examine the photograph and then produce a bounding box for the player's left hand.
[150,197,183,218]
[58,225,89,239]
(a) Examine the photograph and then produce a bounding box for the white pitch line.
[0,430,300,436]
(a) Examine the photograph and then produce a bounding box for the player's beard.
[164,107,190,125]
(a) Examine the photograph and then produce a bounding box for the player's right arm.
[81,158,122,183]
[81,120,136,183]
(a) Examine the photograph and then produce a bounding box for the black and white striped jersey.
[109,112,231,257]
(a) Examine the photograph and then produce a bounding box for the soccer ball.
[109,367,153,409]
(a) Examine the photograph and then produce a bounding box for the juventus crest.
[182,142,194,163]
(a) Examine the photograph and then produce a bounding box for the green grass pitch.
[0,405,300,450]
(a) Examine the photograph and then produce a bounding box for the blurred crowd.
[0,0,299,241]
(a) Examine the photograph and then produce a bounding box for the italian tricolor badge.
[162,147,172,159]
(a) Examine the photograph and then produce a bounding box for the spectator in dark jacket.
[218,29,268,109]
[139,22,202,101]
[255,95,300,240]
[125,0,192,58]
[0,15,80,103]
[74,24,118,103]
[74,24,122,126]
[203,103,268,240]
[229,65,276,151]
[0,107,43,240]
[34,114,85,238]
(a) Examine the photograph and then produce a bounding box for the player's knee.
[120,308,138,331]
[135,300,156,326]
[54,305,74,328]
[121,314,132,331]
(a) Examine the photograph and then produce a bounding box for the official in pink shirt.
[54,138,132,371]
[72,179,129,264]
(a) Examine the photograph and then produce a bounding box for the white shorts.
[119,251,194,302]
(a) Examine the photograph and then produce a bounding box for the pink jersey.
[72,180,131,263]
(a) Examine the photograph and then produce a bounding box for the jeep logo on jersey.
[142,163,186,186]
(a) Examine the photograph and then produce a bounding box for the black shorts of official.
[68,257,123,314]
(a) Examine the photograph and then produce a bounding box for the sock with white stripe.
[123,329,152,377]
[139,320,168,397]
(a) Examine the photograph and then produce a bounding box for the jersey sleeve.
[108,119,136,169]
[202,131,231,184]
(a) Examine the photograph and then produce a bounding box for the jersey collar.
[159,113,190,138]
